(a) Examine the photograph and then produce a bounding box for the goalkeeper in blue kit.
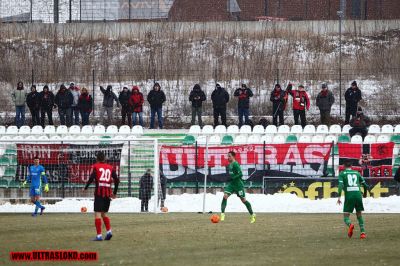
[22,157,49,216]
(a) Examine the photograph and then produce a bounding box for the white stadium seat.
[189,125,201,134]
[265,125,277,134]
[12,136,23,141]
[234,135,247,144]
[63,135,74,141]
[298,135,311,143]
[227,125,239,134]
[311,135,324,143]
[0,126,5,134]
[38,135,49,140]
[214,125,227,134]
[351,135,363,143]
[239,125,252,134]
[196,135,207,145]
[329,124,342,135]
[202,125,214,134]
[6,126,18,135]
[377,135,390,143]
[132,125,144,135]
[324,135,337,144]
[247,135,260,144]
[69,125,81,134]
[368,124,380,134]
[303,125,316,134]
[364,135,376,144]
[316,125,329,134]
[119,125,131,135]
[94,125,106,134]
[31,126,43,135]
[106,125,118,134]
[381,124,393,134]
[1,136,11,140]
[272,135,285,144]
[277,125,290,134]
[342,124,351,134]
[50,135,62,140]
[290,125,303,135]
[395,125,400,134]
[56,125,68,135]
[209,135,221,145]
[76,135,87,141]
[260,135,272,144]
[25,135,37,140]
[252,125,265,134]
[44,125,56,134]
[19,126,31,135]
[81,125,93,135]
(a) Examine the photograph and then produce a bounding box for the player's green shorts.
[343,194,364,213]
[224,183,246,198]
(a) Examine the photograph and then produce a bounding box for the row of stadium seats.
[182,133,400,145]
[189,124,400,135]
[0,125,144,136]
[0,134,137,142]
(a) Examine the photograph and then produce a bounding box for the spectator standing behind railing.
[118,86,132,126]
[211,83,230,127]
[129,86,144,127]
[147,83,166,129]
[234,84,253,127]
[39,85,55,127]
[189,84,206,127]
[139,169,153,212]
[316,83,335,126]
[100,85,120,126]
[55,84,73,126]
[349,107,370,140]
[270,83,287,127]
[69,83,81,126]
[12,81,27,128]
[286,84,310,128]
[78,88,93,126]
[26,85,41,127]
[345,81,362,124]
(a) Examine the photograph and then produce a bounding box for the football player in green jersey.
[220,151,256,223]
[337,160,369,239]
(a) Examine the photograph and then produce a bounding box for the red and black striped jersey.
[84,162,119,198]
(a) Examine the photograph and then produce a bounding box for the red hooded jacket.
[288,89,310,111]
[129,86,144,113]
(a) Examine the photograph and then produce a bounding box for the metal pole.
[129,0,132,20]
[202,140,209,214]
[153,139,159,213]
[69,0,72,22]
[195,141,199,194]
[80,0,82,22]
[31,69,34,86]
[30,0,33,23]
[338,1,345,117]
[128,140,132,197]
[92,69,95,116]
[61,141,65,198]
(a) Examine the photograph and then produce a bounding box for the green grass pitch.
[0,213,399,266]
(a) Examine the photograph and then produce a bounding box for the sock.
[357,216,365,233]
[34,205,39,214]
[221,198,227,213]
[34,201,43,209]
[243,201,253,215]
[344,216,352,227]
[95,218,102,236]
[103,216,111,232]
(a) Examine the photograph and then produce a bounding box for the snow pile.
[1,193,399,213]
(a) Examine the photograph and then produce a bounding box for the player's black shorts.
[94,196,111,212]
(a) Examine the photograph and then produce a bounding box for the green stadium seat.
[394,157,400,166]
[333,145,339,155]
[9,180,21,188]
[4,167,16,178]
[4,149,17,156]
[285,135,298,143]
[338,135,350,143]
[182,135,196,145]
[390,135,400,144]
[221,135,234,145]
[0,179,8,188]
[0,157,9,166]
[326,167,335,177]
[100,136,112,145]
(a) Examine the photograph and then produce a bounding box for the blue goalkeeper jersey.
[27,165,48,189]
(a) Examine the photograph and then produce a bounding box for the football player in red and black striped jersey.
[84,151,119,241]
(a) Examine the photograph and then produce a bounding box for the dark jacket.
[350,114,371,129]
[139,173,153,200]
[160,173,167,200]
[100,86,119,108]
[234,87,253,109]
[39,89,55,110]
[78,93,93,113]
[345,87,362,110]
[55,86,73,109]
[316,90,335,111]
[26,91,41,110]
[189,84,206,108]
[211,84,229,108]
[147,89,166,109]
[270,88,287,111]
[118,89,131,108]
[395,168,400,182]
[129,87,144,113]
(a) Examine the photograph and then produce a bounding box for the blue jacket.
[26,165,48,188]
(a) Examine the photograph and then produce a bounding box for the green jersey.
[228,161,244,188]
[338,169,367,197]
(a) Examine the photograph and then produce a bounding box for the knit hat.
[351,81,357,86]
[321,83,327,89]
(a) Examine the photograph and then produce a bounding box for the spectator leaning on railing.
[189,84,206,127]
[12,81,27,128]
[211,83,230,127]
[119,86,132,126]
[129,86,144,127]
[26,85,41,127]
[147,82,166,129]
[234,83,253,128]
[39,85,55,127]
[100,85,120,126]
[78,87,93,126]
[270,83,287,127]
[55,84,74,126]
[69,83,81,126]
[316,83,335,126]
[349,107,371,140]
[345,81,362,124]
[286,83,310,128]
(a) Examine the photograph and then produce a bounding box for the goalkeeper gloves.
[44,184,49,193]
[21,181,27,188]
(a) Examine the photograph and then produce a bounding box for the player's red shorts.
[94,195,111,212]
